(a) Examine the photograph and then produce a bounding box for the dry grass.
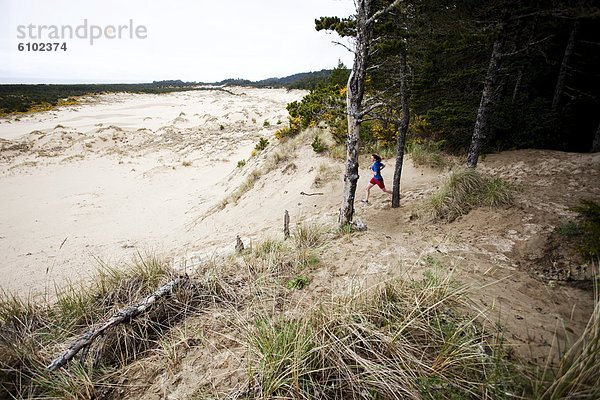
[242,235,321,281]
[407,141,451,170]
[0,256,239,399]
[313,163,340,188]
[536,267,600,399]
[244,271,527,399]
[292,221,328,250]
[328,144,346,160]
[429,168,515,222]
[4,228,593,399]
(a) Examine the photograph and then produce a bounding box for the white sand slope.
[0,88,305,295]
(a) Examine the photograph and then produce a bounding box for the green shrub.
[311,135,328,153]
[557,221,582,237]
[567,199,600,259]
[286,275,310,290]
[254,137,269,152]
[286,83,346,142]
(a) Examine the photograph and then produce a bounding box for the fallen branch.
[47,276,187,371]
[300,191,324,196]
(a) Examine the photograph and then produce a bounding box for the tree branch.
[366,0,403,26]
[332,40,355,53]
[502,35,554,57]
[358,102,386,118]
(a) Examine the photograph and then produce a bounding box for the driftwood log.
[47,276,187,371]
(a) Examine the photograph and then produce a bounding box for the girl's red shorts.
[370,177,385,189]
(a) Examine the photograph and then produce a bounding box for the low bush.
[559,199,600,259]
[311,135,328,153]
[254,137,269,152]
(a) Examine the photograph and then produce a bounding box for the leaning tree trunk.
[592,119,600,152]
[552,20,579,110]
[466,22,507,168]
[339,0,374,226]
[512,13,538,102]
[391,51,410,208]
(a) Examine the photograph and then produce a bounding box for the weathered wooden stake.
[235,235,244,253]
[284,210,290,240]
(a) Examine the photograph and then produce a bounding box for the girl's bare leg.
[364,183,375,202]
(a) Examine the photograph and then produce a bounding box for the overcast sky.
[0,0,356,84]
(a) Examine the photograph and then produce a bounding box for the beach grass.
[429,168,515,222]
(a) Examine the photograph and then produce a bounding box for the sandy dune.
[0,88,305,295]
[2,88,599,377]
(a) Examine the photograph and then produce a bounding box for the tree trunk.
[552,20,579,110]
[339,0,373,226]
[592,119,600,153]
[466,22,507,168]
[511,68,523,103]
[512,14,539,102]
[392,51,410,208]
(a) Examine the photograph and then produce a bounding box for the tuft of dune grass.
[292,221,328,249]
[313,163,340,188]
[430,168,515,222]
[5,227,596,399]
[407,140,450,169]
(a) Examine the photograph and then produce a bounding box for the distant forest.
[0,72,332,116]
[214,70,334,90]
